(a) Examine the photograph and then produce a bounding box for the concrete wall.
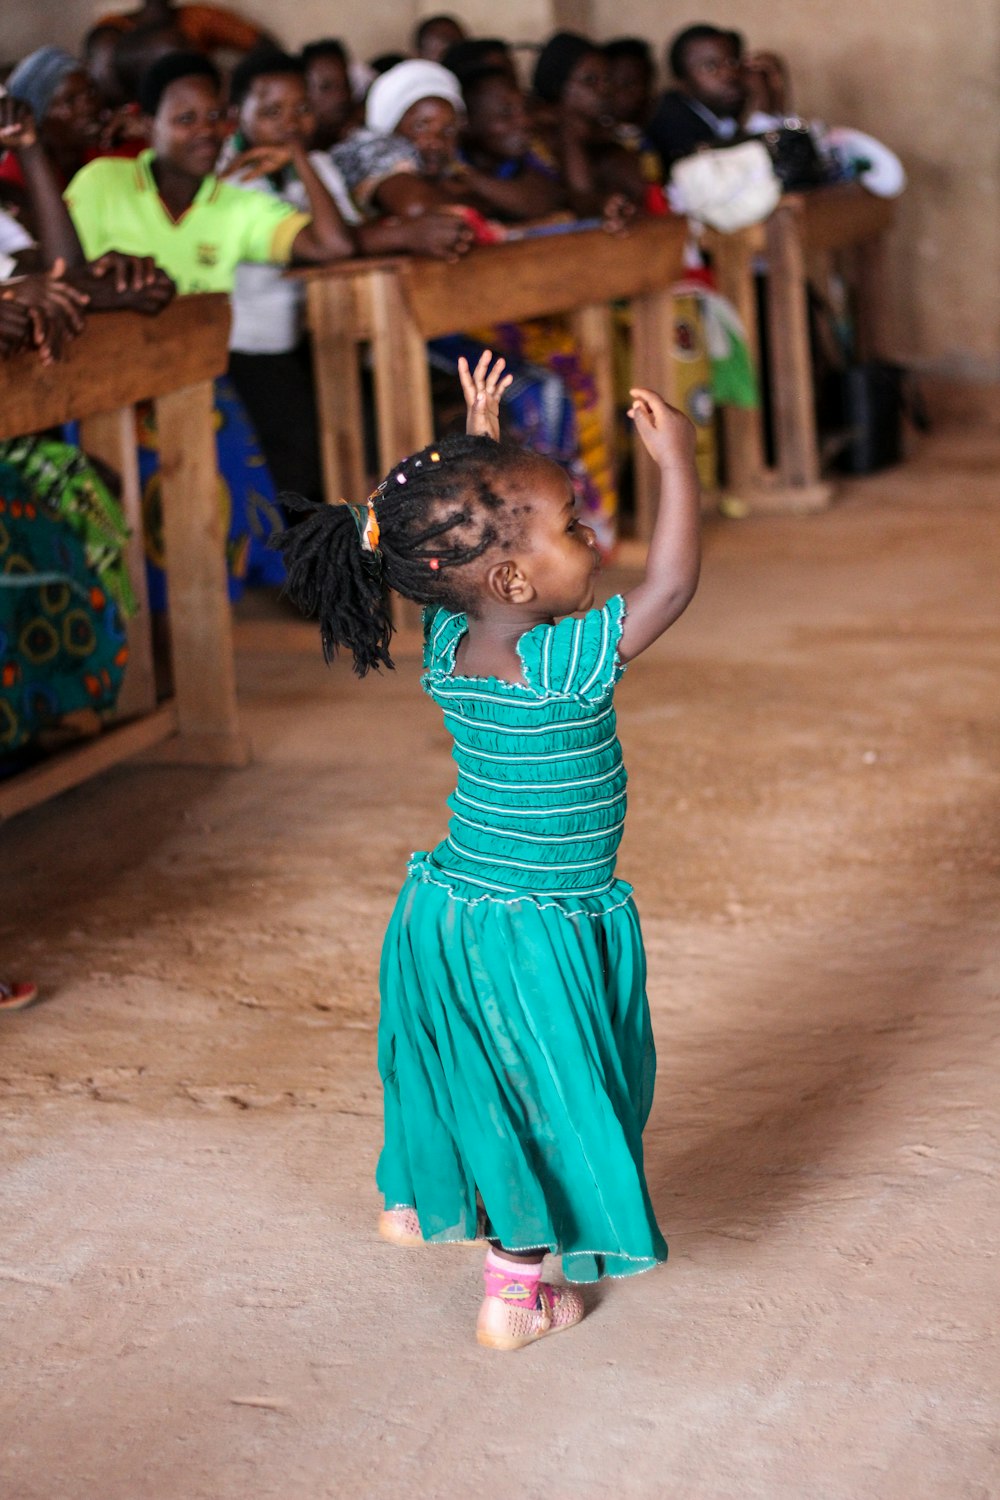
[6,0,999,377]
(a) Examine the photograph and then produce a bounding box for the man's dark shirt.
[647,90,740,171]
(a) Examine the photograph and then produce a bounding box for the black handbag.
[759,120,828,191]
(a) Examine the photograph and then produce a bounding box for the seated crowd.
[0,11,804,546]
[1,12,794,369]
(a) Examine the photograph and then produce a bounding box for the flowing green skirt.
[377,854,668,1282]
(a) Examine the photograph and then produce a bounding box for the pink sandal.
[476,1281,585,1351]
[378,1205,486,1248]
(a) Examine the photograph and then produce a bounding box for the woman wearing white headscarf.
[331,59,466,217]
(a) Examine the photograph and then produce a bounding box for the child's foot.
[378,1206,485,1247]
[476,1282,585,1351]
[378,1207,424,1247]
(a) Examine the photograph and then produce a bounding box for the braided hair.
[275,434,533,676]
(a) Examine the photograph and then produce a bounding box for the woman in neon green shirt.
[66,50,353,294]
[66,53,355,602]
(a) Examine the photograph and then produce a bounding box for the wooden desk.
[299,216,690,540]
[710,184,895,510]
[0,295,247,821]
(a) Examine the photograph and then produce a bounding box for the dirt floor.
[1,423,998,1500]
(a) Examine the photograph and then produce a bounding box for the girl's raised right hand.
[459,350,513,440]
[628,387,696,470]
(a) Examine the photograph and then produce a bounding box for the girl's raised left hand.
[459,349,513,441]
[628,387,696,470]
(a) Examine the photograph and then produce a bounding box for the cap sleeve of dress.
[422,605,465,674]
[517,593,627,702]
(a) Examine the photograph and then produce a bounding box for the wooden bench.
[0,294,248,821]
[297,216,690,542]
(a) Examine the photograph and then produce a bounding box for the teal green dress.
[377,594,667,1282]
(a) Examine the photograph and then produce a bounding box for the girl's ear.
[485,559,535,606]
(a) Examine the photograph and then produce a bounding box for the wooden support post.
[368,269,434,475]
[306,275,366,505]
[765,204,822,489]
[78,405,157,721]
[154,380,249,766]
[569,302,618,482]
[853,237,890,362]
[710,230,769,494]
[630,286,678,540]
[366,270,434,633]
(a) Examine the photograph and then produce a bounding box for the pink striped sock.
[483,1248,544,1309]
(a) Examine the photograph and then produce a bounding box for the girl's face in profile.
[516,458,600,618]
[397,97,460,177]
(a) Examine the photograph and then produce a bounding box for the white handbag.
[670,141,782,232]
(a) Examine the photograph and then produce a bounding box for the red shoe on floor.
[0,979,39,1013]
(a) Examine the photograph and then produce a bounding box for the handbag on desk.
[669,140,781,232]
[757,120,828,191]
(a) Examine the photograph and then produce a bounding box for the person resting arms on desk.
[0,113,174,777]
[65,51,352,604]
[0,95,173,349]
[0,46,106,203]
[531,31,646,217]
[452,66,562,224]
[219,46,360,506]
[330,59,475,229]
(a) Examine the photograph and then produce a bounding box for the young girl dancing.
[279,353,701,1351]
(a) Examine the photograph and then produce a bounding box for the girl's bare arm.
[618,387,701,661]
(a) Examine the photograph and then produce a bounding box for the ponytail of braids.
[275,434,532,677]
[275,495,392,677]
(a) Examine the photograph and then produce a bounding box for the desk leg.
[79,405,156,720]
[711,232,769,494]
[306,276,366,504]
[853,235,890,362]
[569,301,618,477]
[765,205,822,490]
[368,272,433,632]
[368,270,433,473]
[630,286,677,541]
[153,379,250,766]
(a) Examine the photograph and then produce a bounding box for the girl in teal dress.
[279,353,701,1351]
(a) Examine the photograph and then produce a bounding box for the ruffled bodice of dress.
[420,595,629,900]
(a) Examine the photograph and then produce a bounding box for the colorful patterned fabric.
[136,375,286,610]
[0,456,128,758]
[0,436,136,617]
